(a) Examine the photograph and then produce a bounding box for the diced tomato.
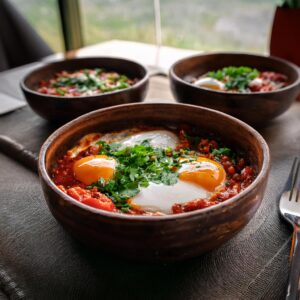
[81,197,117,212]
[172,199,214,214]
[52,130,255,216]
[227,166,236,175]
[66,186,117,212]
[66,186,87,201]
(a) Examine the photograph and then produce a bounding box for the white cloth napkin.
[0,92,26,115]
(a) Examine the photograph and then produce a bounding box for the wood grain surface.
[0,61,300,299]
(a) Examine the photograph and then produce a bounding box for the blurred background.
[10,0,280,54]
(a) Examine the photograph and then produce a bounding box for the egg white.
[132,160,224,214]
[68,129,227,214]
[70,129,179,158]
[131,181,209,214]
[194,77,225,91]
[119,130,179,149]
[249,77,263,88]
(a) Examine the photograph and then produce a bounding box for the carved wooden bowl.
[170,53,300,127]
[21,57,149,122]
[38,103,270,262]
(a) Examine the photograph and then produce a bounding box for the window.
[160,0,279,53]
[81,0,156,46]
[11,0,280,54]
[10,0,63,52]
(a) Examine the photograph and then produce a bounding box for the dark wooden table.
[0,42,300,300]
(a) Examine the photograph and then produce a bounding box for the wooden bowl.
[38,103,270,262]
[169,53,300,126]
[21,57,149,122]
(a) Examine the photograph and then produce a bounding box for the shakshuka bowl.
[38,103,270,262]
[21,57,149,122]
[169,52,300,126]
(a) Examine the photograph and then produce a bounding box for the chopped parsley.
[212,147,236,164]
[89,141,183,209]
[207,66,259,92]
[211,147,232,157]
[87,134,235,210]
[183,132,200,147]
[55,88,65,96]
[49,68,133,95]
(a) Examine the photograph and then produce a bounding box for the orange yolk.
[73,155,116,185]
[179,157,226,192]
[202,84,222,91]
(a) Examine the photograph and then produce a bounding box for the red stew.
[51,128,255,215]
[37,68,137,97]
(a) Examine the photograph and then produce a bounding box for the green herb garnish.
[211,147,232,157]
[90,141,183,209]
[212,147,236,164]
[183,132,201,147]
[56,88,65,96]
[51,69,132,94]
[208,66,259,92]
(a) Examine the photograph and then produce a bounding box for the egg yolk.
[202,83,222,91]
[73,155,116,185]
[194,78,224,91]
[179,157,226,192]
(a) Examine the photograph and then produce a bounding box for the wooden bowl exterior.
[21,57,149,122]
[170,53,300,127]
[38,103,270,262]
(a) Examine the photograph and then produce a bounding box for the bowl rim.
[38,102,270,222]
[20,56,149,100]
[169,51,300,96]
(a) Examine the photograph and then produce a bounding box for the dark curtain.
[0,0,53,71]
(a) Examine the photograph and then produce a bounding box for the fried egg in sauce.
[69,130,179,158]
[193,77,225,91]
[73,155,116,185]
[71,129,226,214]
[131,157,225,214]
[119,130,179,149]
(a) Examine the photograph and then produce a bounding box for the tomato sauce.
[51,128,255,215]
